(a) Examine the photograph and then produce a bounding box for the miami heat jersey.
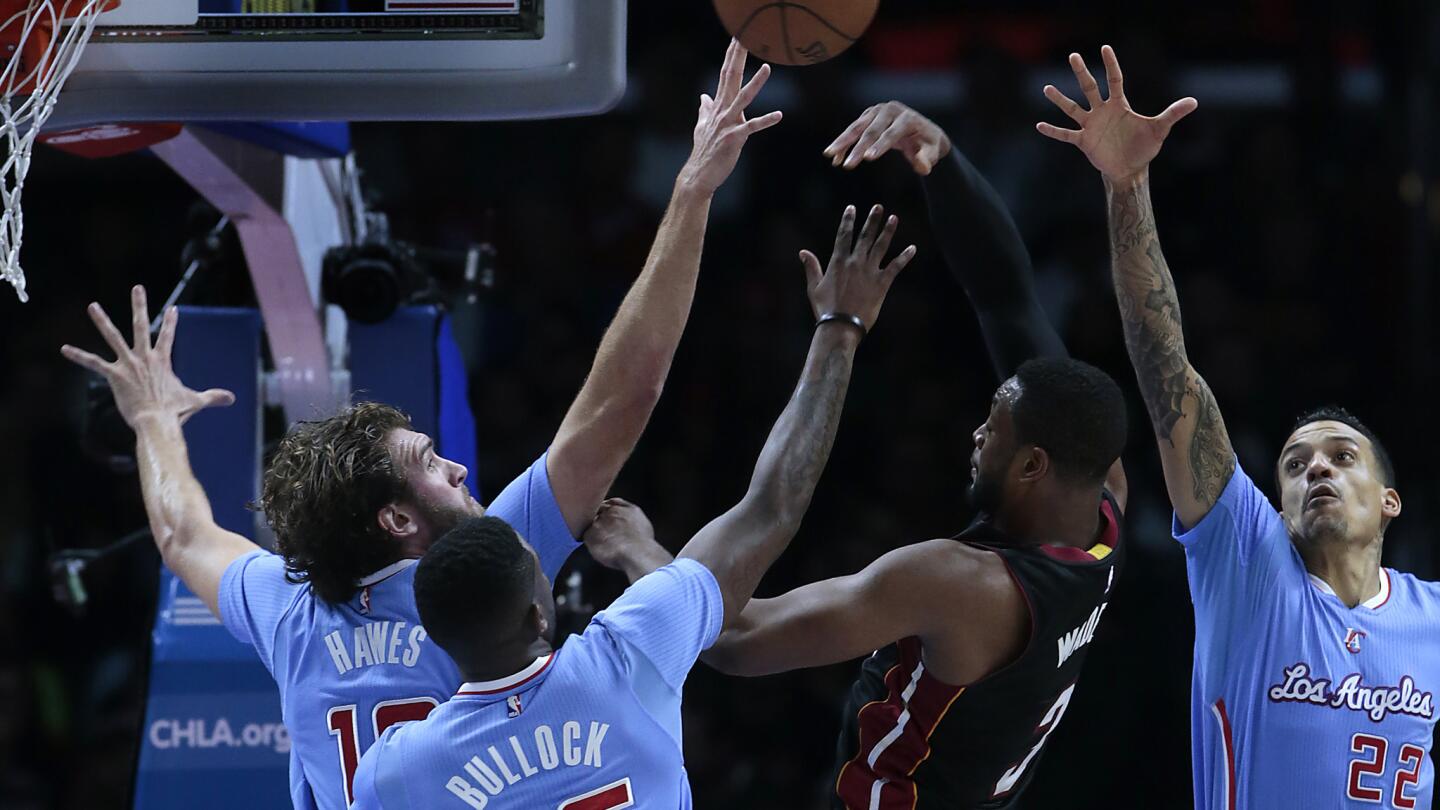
[832,493,1123,809]
[1178,465,1440,809]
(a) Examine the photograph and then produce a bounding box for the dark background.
[3,1,1438,807]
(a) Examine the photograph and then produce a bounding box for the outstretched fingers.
[856,205,886,250]
[868,214,899,261]
[1068,52,1102,108]
[1155,96,1199,133]
[728,62,771,117]
[831,204,857,257]
[1043,84,1087,124]
[715,38,746,106]
[739,109,784,136]
[1100,44,1124,101]
[181,387,238,423]
[87,301,129,359]
[198,388,237,409]
[1035,121,1082,144]
[130,285,151,352]
[59,344,110,375]
[155,305,178,361]
[883,245,918,279]
[798,249,823,293]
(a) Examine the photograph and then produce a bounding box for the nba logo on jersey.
[1343,628,1366,654]
[506,695,523,718]
[360,586,372,615]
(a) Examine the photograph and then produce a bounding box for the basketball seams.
[782,2,863,43]
[729,3,771,40]
[728,2,865,66]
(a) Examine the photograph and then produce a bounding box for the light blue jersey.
[350,558,724,810]
[219,453,579,810]
[1178,463,1440,810]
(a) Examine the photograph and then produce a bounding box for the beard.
[416,496,475,540]
[968,470,1005,515]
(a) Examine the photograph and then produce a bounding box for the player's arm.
[546,40,783,537]
[1037,46,1228,527]
[702,540,1001,676]
[827,101,1065,378]
[61,287,259,616]
[827,101,1128,508]
[679,205,915,622]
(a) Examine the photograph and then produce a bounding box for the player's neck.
[1298,537,1383,608]
[462,636,555,684]
[397,533,430,560]
[995,484,1102,548]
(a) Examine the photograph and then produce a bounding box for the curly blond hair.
[258,402,412,603]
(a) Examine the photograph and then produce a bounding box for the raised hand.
[800,204,917,332]
[1036,45,1197,186]
[60,285,235,428]
[680,38,784,194]
[822,101,952,175]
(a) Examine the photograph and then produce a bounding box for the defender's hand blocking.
[823,101,952,175]
[801,205,916,331]
[680,39,784,194]
[60,285,235,428]
[583,498,673,582]
[1036,45,1197,186]
[584,498,656,569]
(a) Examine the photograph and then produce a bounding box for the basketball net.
[0,0,115,302]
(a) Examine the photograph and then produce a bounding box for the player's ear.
[1381,486,1401,521]
[377,502,417,539]
[1018,445,1049,483]
[527,602,548,638]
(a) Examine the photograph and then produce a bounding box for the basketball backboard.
[50,0,625,131]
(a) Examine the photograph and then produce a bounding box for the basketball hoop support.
[150,126,339,422]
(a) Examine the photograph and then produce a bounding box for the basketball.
[712,0,879,66]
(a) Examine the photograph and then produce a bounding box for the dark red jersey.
[832,493,1123,809]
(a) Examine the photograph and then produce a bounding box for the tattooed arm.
[679,205,915,625]
[1106,174,1233,525]
[678,328,858,623]
[1037,46,1230,526]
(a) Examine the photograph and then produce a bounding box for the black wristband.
[816,312,868,338]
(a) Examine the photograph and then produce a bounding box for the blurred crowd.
[1,2,1435,807]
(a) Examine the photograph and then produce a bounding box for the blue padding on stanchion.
[348,306,480,500]
[134,306,479,808]
[133,308,290,809]
[198,122,351,159]
[436,314,480,500]
[349,306,439,436]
